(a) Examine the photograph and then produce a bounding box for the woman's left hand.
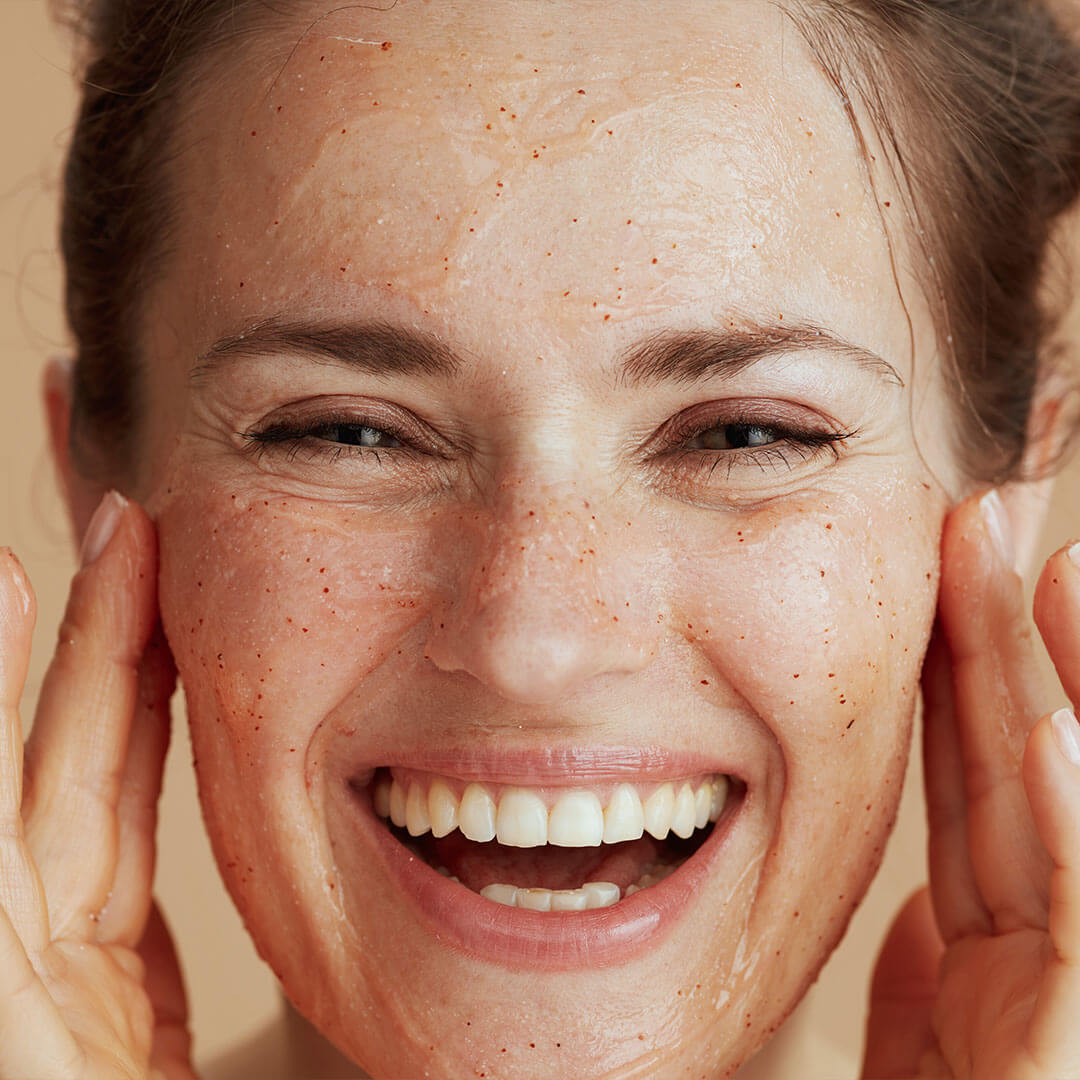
[862,491,1080,1079]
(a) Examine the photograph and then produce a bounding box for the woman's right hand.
[0,492,195,1079]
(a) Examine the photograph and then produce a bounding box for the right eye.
[239,406,416,465]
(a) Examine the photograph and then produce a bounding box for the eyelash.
[239,408,855,476]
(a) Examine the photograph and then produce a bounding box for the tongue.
[422,833,668,892]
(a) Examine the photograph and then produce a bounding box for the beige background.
[2,2,1078,1076]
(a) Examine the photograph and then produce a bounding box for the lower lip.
[356,786,740,971]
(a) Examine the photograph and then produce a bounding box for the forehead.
[161,0,917,371]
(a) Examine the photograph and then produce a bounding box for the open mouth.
[359,768,740,912]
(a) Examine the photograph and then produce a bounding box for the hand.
[862,492,1080,1079]
[0,493,195,1079]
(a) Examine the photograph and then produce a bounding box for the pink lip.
[346,744,742,787]
[352,762,743,971]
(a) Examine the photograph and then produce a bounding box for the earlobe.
[43,356,107,547]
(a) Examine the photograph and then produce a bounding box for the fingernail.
[1052,707,1080,767]
[979,490,1016,572]
[80,491,127,567]
[1,550,32,617]
[1069,541,1080,569]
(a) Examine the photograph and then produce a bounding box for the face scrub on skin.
[125,1,957,1075]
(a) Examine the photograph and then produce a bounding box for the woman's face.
[138,1,955,1074]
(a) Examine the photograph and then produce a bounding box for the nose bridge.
[478,484,605,611]
[425,479,656,703]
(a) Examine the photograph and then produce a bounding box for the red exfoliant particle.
[381,41,392,50]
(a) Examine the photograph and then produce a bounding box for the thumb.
[861,886,942,1079]
[138,900,197,1079]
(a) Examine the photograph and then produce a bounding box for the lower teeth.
[467,856,688,911]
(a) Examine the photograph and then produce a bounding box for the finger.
[22,493,159,941]
[861,887,942,1079]
[922,625,990,940]
[0,901,83,1077]
[95,626,175,946]
[1018,708,1080,1075]
[138,902,194,1080]
[1033,541,1080,709]
[0,551,51,956]
[937,491,1054,931]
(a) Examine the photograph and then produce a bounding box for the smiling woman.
[4,0,1080,1077]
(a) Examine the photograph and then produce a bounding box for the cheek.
[675,483,941,742]
[157,488,439,771]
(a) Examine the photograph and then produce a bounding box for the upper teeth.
[372,773,728,846]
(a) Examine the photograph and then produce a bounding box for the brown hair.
[57,0,1080,485]
[789,0,1080,482]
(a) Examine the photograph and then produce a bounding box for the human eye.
[238,398,430,466]
[654,400,856,488]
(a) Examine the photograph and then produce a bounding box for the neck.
[282,997,368,1078]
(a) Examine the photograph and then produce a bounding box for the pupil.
[701,423,775,450]
[331,424,390,447]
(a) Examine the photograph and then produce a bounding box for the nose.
[424,487,658,704]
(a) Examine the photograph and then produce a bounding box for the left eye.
[307,422,402,449]
[688,423,780,451]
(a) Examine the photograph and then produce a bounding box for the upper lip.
[336,745,749,788]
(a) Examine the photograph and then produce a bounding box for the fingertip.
[65,495,160,665]
[0,549,36,627]
[1024,709,1080,865]
[1033,537,1080,624]
[1051,707,1080,768]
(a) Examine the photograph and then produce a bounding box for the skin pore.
[127,1,959,1075]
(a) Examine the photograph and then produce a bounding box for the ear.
[43,356,108,547]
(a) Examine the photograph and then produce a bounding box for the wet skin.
[133,1,958,1075]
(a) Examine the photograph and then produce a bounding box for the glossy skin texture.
[135,1,956,1074]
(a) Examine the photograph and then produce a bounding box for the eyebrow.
[192,318,461,381]
[617,323,904,389]
[192,315,904,389]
